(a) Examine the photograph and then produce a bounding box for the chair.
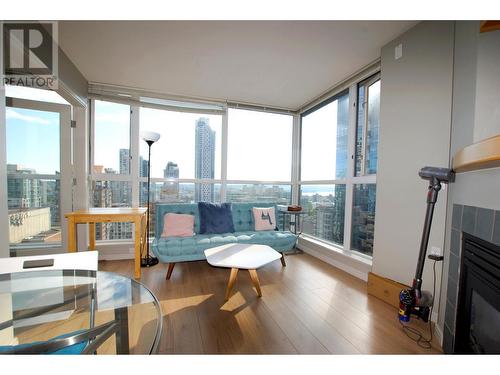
[0,251,98,275]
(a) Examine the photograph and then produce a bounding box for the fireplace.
[453,232,500,353]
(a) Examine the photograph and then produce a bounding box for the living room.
[1,1,499,373]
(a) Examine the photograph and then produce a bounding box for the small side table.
[278,210,306,253]
[278,209,307,236]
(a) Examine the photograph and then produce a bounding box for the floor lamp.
[141,131,160,268]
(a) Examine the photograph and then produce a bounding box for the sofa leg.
[166,263,176,280]
[280,254,286,267]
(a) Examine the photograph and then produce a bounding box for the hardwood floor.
[99,252,442,354]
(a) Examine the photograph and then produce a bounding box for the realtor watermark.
[1,21,58,89]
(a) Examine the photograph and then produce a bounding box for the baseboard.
[367,272,409,308]
[298,240,370,281]
[434,322,444,347]
[99,252,134,261]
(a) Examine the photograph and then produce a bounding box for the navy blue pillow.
[198,202,235,234]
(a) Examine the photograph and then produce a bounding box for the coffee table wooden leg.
[248,269,262,297]
[225,268,239,301]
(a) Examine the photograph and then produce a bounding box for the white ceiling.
[59,21,416,110]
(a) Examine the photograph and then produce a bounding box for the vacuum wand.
[399,167,455,323]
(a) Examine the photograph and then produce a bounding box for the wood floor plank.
[99,253,442,354]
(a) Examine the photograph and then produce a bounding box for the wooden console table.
[65,208,148,279]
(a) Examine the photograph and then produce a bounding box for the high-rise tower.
[194,118,215,202]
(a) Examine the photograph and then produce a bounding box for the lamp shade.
[141,131,161,143]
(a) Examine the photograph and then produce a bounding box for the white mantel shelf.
[453,135,500,173]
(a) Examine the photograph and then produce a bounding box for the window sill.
[296,235,372,281]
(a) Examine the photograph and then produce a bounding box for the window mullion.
[361,82,369,177]
[220,107,228,202]
[343,84,358,252]
[291,113,301,205]
[130,105,140,207]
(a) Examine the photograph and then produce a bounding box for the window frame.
[298,70,380,259]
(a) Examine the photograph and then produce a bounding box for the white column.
[73,105,90,252]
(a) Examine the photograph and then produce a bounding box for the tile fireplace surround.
[442,204,500,353]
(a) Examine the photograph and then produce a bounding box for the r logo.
[2,22,58,88]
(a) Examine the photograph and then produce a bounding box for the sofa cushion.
[162,213,195,238]
[198,202,235,234]
[252,206,276,231]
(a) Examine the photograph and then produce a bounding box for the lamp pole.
[141,132,160,268]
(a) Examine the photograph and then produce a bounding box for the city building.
[194,117,215,202]
[7,164,41,209]
[8,207,56,244]
[160,162,179,202]
[335,94,349,178]
[119,148,130,174]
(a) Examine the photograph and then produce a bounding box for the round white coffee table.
[204,243,285,301]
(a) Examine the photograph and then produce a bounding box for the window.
[355,75,380,176]
[6,106,62,247]
[91,180,132,240]
[93,100,131,175]
[300,185,345,245]
[90,99,225,242]
[301,92,349,181]
[351,184,376,255]
[227,108,293,181]
[139,108,222,179]
[88,71,380,258]
[299,72,380,258]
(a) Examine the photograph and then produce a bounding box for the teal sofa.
[152,202,297,279]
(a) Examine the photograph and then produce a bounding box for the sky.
[6,107,60,174]
[301,99,339,180]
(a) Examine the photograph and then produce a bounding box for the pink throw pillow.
[253,207,276,231]
[162,213,195,238]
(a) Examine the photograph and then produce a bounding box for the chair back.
[0,251,98,275]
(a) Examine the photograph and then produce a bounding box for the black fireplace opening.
[454,233,500,354]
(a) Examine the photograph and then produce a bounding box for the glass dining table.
[0,270,162,354]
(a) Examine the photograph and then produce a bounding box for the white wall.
[473,30,500,143]
[372,21,455,307]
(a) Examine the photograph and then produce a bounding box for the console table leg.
[89,223,96,250]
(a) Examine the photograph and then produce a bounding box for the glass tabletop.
[0,270,162,354]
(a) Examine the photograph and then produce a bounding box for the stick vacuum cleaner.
[398,166,455,323]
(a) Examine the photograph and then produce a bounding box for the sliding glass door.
[5,97,72,255]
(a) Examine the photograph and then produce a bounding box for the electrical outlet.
[430,246,442,256]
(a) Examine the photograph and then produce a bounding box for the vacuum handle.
[413,178,441,291]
